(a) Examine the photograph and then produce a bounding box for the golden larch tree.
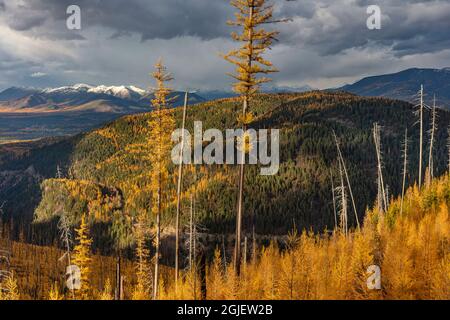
[148,59,176,300]
[132,213,152,300]
[72,214,93,300]
[48,282,63,300]
[223,0,281,274]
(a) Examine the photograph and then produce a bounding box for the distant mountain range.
[0,84,205,113]
[339,68,450,107]
[1,67,449,141]
[0,83,316,141]
[0,83,318,114]
[2,68,449,114]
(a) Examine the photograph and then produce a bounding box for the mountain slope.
[0,87,40,101]
[19,92,450,251]
[340,68,450,107]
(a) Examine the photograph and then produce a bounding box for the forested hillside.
[2,162,449,300]
[30,91,450,251]
[0,137,79,240]
[163,173,450,300]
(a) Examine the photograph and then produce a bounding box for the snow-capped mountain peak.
[128,85,147,95]
[87,85,139,99]
[40,84,148,99]
[42,83,93,94]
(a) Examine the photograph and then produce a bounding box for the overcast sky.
[0,0,449,91]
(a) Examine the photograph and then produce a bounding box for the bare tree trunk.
[59,215,75,300]
[120,275,125,300]
[338,159,348,235]
[193,198,197,300]
[199,250,207,300]
[235,97,247,275]
[400,129,408,216]
[153,192,161,300]
[222,234,227,271]
[66,241,75,300]
[373,123,387,213]
[427,97,437,186]
[419,85,424,188]
[243,236,247,270]
[252,226,256,263]
[386,185,390,207]
[330,169,337,230]
[376,175,383,213]
[235,3,254,275]
[235,128,246,274]
[333,131,360,229]
[189,194,193,271]
[115,254,121,300]
[175,92,189,291]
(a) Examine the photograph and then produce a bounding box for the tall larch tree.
[148,59,176,300]
[72,214,93,300]
[223,0,281,274]
[133,213,152,300]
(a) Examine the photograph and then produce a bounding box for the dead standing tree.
[373,123,388,213]
[426,96,437,186]
[400,129,409,216]
[58,215,75,299]
[414,85,431,188]
[330,169,338,230]
[332,131,360,230]
[175,91,189,293]
[184,192,207,299]
[337,159,348,235]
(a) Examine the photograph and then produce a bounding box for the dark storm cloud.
[5,0,449,56]
[5,0,233,40]
[276,0,450,56]
[1,0,449,90]
[8,14,47,31]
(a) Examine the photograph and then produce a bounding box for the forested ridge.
[29,91,450,250]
